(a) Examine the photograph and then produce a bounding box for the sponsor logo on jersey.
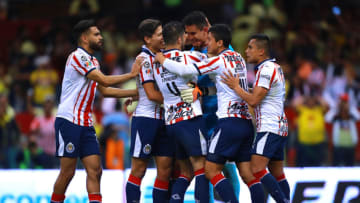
[260,74,271,80]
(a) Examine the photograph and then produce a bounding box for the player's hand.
[130,56,145,77]
[155,52,166,64]
[221,69,239,90]
[181,83,202,103]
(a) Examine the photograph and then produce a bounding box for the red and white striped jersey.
[253,58,288,136]
[133,45,163,119]
[154,49,206,125]
[163,49,252,120]
[56,47,99,127]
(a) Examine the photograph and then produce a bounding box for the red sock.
[51,193,65,202]
[154,178,169,190]
[276,173,286,182]
[89,193,102,202]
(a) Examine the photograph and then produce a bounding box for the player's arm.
[143,82,164,104]
[221,69,268,107]
[87,57,143,87]
[97,85,138,98]
[155,52,199,76]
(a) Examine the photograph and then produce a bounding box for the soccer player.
[182,10,241,202]
[51,19,141,203]
[221,34,290,202]
[153,21,209,203]
[125,19,174,203]
[156,24,265,203]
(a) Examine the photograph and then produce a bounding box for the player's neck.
[165,44,181,51]
[256,56,269,65]
[147,46,159,54]
[78,44,94,55]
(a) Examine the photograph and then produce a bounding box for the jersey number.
[167,82,180,96]
[239,78,248,90]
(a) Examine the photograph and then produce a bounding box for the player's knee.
[59,169,75,180]
[131,165,147,178]
[88,167,102,180]
[157,166,172,180]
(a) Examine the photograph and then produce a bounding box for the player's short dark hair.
[182,11,208,29]
[138,19,162,42]
[249,34,271,56]
[208,24,232,48]
[162,21,184,45]
[73,19,96,44]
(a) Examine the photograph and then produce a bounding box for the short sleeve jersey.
[154,49,206,125]
[133,45,163,119]
[253,59,288,136]
[192,49,252,119]
[56,47,99,127]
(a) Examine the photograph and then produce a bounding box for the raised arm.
[155,52,199,76]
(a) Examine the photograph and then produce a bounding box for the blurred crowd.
[0,0,360,169]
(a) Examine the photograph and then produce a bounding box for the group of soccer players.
[50,10,290,203]
[126,11,290,203]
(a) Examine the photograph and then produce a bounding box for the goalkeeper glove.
[180,82,202,103]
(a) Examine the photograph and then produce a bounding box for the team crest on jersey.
[143,144,152,154]
[66,142,75,153]
[81,55,87,61]
[144,61,150,68]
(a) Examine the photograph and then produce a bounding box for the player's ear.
[144,36,151,45]
[203,26,209,32]
[217,39,223,48]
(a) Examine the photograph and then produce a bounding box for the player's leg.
[170,159,193,203]
[51,118,81,203]
[187,117,209,203]
[80,125,103,203]
[205,160,238,202]
[206,118,241,202]
[51,157,77,203]
[126,157,148,202]
[269,161,290,200]
[251,132,287,203]
[82,155,103,203]
[189,155,209,203]
[152,122,175,202]
[237,161,264,203]
[223,162,240,200]
[153,156,173,203]
[126,117,155,202]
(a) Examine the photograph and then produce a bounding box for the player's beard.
[89,40,103,51]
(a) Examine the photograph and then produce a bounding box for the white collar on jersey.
[141,45,156,57]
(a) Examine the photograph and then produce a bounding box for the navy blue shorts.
[251,132,288,160]
[207,118,254,164]
[166,116,207,159]
[130,116,174,159]
[55,117,100,158]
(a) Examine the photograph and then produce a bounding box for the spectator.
[17,138,50,169]
[102,101,130,168]
[30,96,57,168]
[105,125,125,170]
[293,94,328,166]
[0,94,20,168]
[326,94,359,166]
[30,56,58,106]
